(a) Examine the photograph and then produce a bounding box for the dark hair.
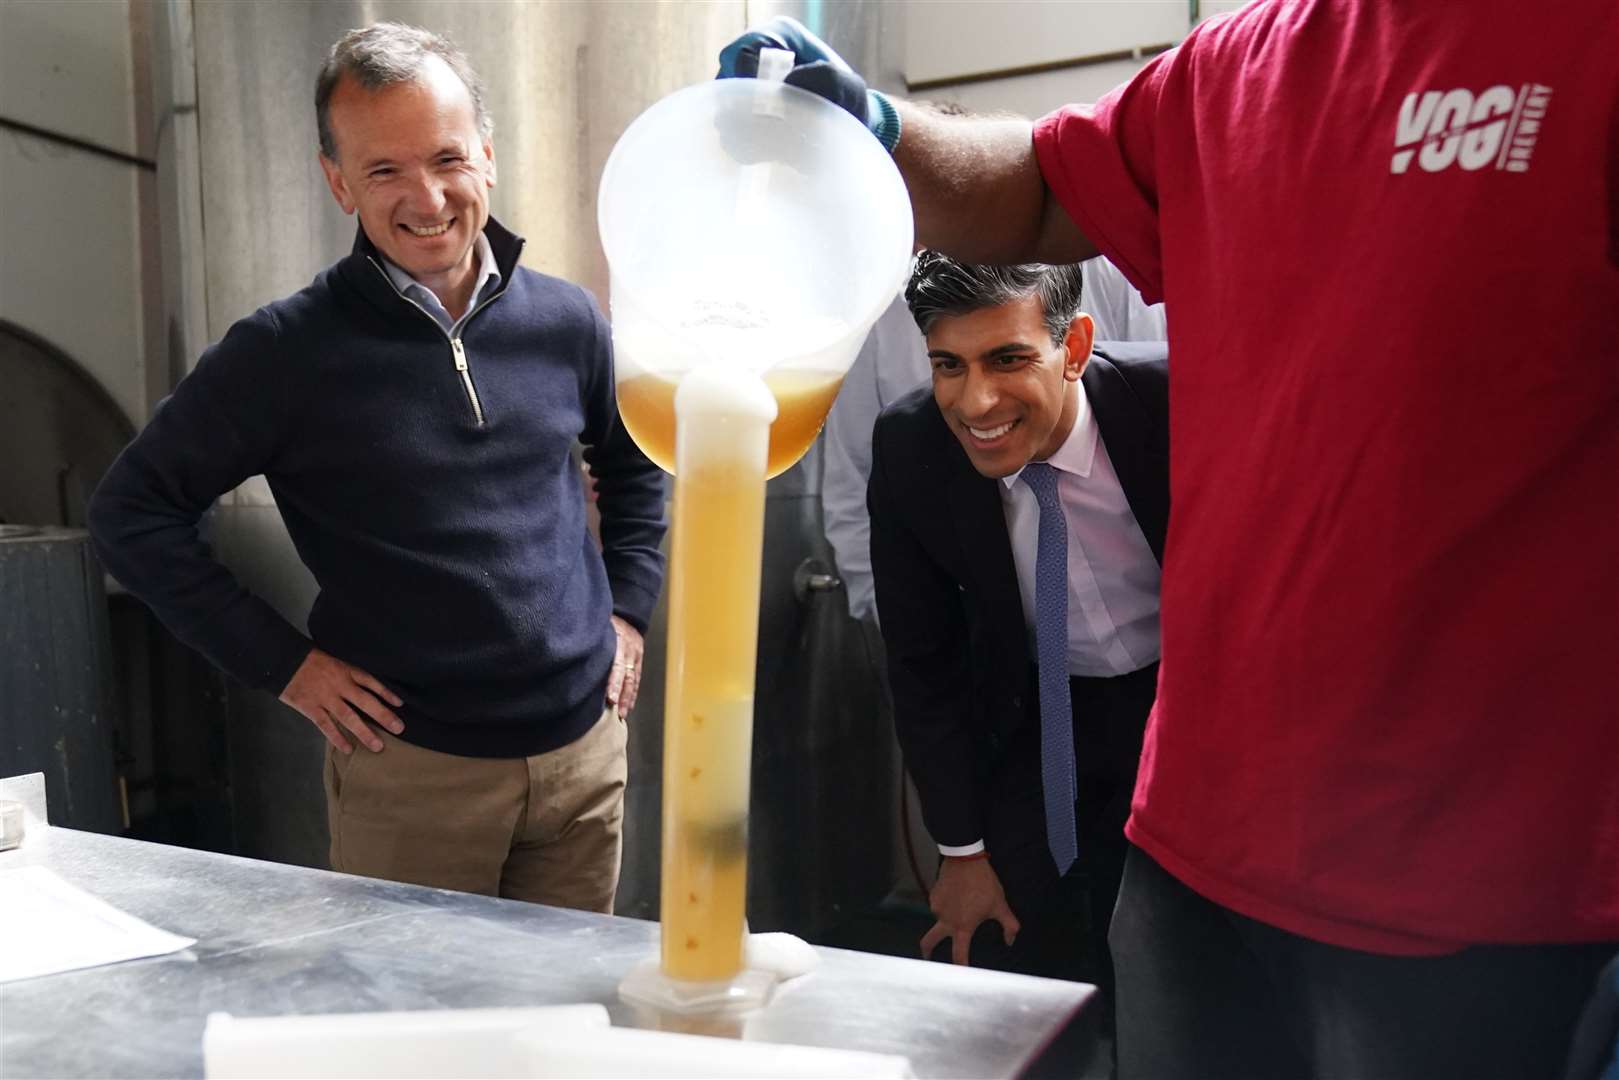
[315,22,492,160]
[904,251,1085,345]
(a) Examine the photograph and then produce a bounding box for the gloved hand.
[717,16,901,152]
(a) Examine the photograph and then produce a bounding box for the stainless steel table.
[0,825,1092,1078]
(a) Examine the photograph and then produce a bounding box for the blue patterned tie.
[1019,462,1078,875]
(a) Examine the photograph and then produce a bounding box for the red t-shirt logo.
[1391,83,1552,174]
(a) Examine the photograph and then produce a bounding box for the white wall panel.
[925,55,1145,116]
[906,0,1186,87]
[0,0,138,155]
[0,0,146,427]
[0,134,146,426]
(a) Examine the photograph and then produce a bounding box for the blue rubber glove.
[717,16,901,153]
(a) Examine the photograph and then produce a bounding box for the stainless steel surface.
[0,773,49,823]
[0,802,23,851]
[0,828,1092,1079]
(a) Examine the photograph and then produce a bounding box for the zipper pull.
[451,338,469,371]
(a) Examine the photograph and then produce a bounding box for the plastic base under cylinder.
[617,959,778,1017]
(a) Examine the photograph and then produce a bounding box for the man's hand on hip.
[920,855,1021,966]
[279,647,405,753]
[607,615,644,716]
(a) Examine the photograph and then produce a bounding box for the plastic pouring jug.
[598,75,914,479]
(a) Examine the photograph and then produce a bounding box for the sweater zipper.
[449,338,482,426]
[367,257,499,427]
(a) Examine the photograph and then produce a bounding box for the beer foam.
[673,364,777,424]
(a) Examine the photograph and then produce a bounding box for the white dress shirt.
[1000,387,1162,678]
[1082,257,1168,342]
[821,292,931,622]
[381,232,502,336]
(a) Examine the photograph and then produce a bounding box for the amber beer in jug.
[617,368,845,481]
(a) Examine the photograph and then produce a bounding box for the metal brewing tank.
[0,526,121,834]
[154,0,902,935]
[0,321,132,834]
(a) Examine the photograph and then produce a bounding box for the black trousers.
[930,662,1157,1015]
[1111,845,1619,1080]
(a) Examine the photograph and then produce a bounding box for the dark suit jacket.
[867,346,1169,849]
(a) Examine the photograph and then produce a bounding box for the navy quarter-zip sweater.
[89,219,667,757]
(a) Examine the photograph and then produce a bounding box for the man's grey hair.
[904,251,1085,345]
[315,22,493,160]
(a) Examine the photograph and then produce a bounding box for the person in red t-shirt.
[721,3,1618,1077]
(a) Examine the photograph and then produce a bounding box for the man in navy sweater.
[88,23,666,912]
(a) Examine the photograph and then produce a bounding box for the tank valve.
[793,558,842,603]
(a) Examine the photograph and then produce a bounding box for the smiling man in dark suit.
[868,252,1167,1023]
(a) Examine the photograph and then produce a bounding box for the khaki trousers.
[324,707,627,912]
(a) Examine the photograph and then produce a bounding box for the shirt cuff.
[937,839,986,857]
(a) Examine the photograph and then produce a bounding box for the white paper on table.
[204,1005,613,1080]
[519,1024,915,1079]
[0,865,195,983]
